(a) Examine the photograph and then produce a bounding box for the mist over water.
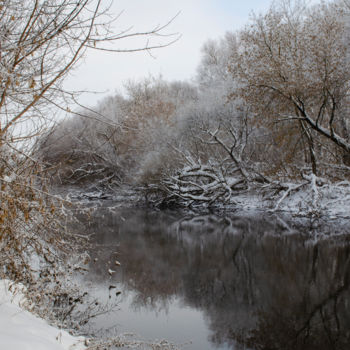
[76,207,350,350]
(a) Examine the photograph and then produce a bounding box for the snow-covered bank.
[57,178,350,221]
[153,178,350,220]
[0,279,86,350]
[218,180,350,218]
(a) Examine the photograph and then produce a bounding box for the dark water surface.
[77,206,350,350]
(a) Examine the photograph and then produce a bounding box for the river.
[74,205,350,350]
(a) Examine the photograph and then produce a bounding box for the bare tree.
[0,0,178,146]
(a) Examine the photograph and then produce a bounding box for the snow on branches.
[163,161,245,206]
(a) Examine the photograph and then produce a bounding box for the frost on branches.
[0,143,94,329]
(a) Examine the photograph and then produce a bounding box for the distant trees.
[38,77,198,187]
[196,32,237,93]
[37,0,350,208]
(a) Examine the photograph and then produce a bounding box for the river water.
[76,206,350,350]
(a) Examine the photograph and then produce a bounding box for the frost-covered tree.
[234,0,350,174]
[159,34,266,206]
[38,77,198,186]
[196,32,237,93]
[120,78,198,184]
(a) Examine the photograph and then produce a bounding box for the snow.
[0,280,86,350]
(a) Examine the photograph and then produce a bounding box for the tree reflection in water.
[79,207,350,350]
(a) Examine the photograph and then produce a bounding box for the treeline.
[38,0,350,205]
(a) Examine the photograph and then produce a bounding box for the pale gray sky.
[65,0,272,107]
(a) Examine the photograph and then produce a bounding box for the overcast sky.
[65,0,272,107]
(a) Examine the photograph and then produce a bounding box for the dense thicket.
[38,0,350,207]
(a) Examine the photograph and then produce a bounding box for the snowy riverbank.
[63,178,350,220]
[0,279,86,350]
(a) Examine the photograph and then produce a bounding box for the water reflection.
[79,207,350,350]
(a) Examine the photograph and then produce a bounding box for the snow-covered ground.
[0,280,86,350]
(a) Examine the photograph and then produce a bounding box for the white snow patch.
[0,279,86,350]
